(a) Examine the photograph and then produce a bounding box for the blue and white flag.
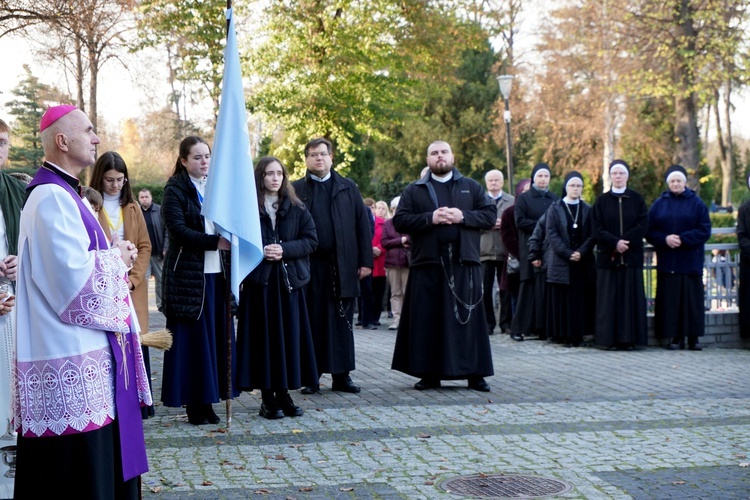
[202,8,263,299]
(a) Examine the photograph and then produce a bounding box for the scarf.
[0,172,26,256]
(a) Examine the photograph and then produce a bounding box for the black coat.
[393,169,496,265]
[591,188,648,269]
[292,170,373,298]
[161,170,229,320]
[543,201,594,285]
[244,197,318,290]
[515,187,558,281]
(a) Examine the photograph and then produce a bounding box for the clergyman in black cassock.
[391,141,496,391]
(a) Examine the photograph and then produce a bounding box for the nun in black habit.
[734,174,750,338]
[510,163,558,341]
[591,160,649,349]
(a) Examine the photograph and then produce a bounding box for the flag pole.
[224,0,233,429]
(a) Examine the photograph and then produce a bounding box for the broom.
[140,329,173,350]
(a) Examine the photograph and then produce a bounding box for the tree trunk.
[723,79,734,208]
[75,37,85,113]
[715,91,728,205]
[601,96,616,192]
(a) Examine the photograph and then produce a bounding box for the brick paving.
[142,284,750,499]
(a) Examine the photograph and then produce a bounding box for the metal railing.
[642,227,739,313]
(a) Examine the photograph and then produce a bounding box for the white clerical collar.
[431,171,453,183]
[563,196,580,205]
[310,172,331,182]
[611,186,626,194]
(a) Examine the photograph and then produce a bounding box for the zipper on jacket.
[173,247,183,271]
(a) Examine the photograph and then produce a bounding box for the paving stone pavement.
[142,293,750,499]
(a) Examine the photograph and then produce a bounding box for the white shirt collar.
[310,172,331,182]
[431,171,453,183]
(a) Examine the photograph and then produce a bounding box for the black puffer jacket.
[161,170,229,320]
[244,196,318,289]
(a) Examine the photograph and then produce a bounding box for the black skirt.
[547,273,595,346]
[595,267,648,348]
[511,270,547,337]
[654,272,704,339]
[161,273,239,407]
[236,265,318,390]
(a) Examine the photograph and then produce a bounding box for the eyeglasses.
[0,140,9,148]
[307,152,330,159]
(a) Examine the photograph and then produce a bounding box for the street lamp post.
[497,75,514,191]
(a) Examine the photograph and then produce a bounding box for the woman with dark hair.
[510,165,558,341]
[236,156,318,419]
[499,179,531,324]
[591,159,649,349]
[161,136,237,425]
[543,171,595,347]
[738,175,750,339]
[90,151,154,417]
[646,165,711,350]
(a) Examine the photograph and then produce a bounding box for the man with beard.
[391,141,496,391]
[292,137,373,394]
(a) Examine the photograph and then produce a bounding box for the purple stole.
[28,165,148,481]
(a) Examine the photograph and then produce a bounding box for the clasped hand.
[264,243,283,261]
[113,235,137,268]
[432,206,463,225]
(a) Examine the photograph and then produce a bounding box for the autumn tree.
[0,0,136,131]
[134,0,232,127]
[248,0,491,173]
[621,0,750,190]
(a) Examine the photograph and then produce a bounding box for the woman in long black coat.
[591,159,649,349]
[236,157,319,419]
[738,174,750,339]
[510,164,558,341]
[646,165,711,350]
[543,171,595,346]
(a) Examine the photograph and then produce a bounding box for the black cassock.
[391,175,495,379]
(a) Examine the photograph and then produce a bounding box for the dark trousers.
[483,260,511,331]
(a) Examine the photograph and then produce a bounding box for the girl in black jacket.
[236,157,319,419]
[161,136,237,425]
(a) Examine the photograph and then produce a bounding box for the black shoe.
[276,392,304,417]
[332,375,361,393]
[667,343,683,350]
[688,343,703,351]
[488,328,495,336]
[186,405,208,425]
[355,321,362,326]
[414,378,441,390]
[468,377,490,392]
[259,402,284,419]
[373,321,381,326]
[511,333,524,341]
[205,405,220,424]
[300,384,320,395]
[388,312,394,318]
